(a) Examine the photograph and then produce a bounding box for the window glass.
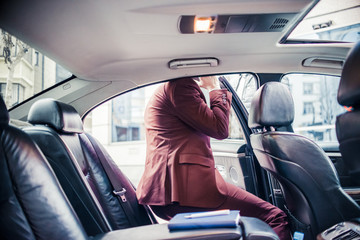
[0,83,24,105]
[83,91,154,187]
[227,107,244,140]
[287,0,360,42]
[281,73,346,148]
[111,85,157,143]
[223,73,258,112]
[84,75,247,186]
[0,29,72,108]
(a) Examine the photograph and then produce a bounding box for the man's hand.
[195,76,221,91]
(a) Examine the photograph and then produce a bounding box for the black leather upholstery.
[249,82,360,239]
[248,81,294,129]
[25,125,112,235]
[0,96,88,240]
[28,98,83,133]
[26,99,153,236]
[336,41,360,185]
[337,41,360,107]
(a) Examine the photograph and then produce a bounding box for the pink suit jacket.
[136,77,232,208]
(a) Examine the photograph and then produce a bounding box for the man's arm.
[169,78,232,140]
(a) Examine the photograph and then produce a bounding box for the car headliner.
[0,0,354,119]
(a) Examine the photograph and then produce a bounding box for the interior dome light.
[194,16,217,33]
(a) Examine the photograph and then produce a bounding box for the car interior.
[0,0,360,239]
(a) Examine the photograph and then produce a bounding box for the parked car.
[0,0,359,239]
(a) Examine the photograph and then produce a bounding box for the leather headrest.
[338,41,360,107]
[0,96,9,126]
[248,82,294,129]
[28,99,83,133]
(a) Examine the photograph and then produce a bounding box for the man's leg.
[151,183,291,240]
[217,183,291,240]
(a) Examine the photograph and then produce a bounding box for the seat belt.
[80,133,140,227]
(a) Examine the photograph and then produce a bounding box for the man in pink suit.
[136,76,291,239]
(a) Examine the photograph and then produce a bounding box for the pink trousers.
[151,183,291,240]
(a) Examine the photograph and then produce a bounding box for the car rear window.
[0,29,72,108]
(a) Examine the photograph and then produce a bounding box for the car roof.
[0,0,355,119]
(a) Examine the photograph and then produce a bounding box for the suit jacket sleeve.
[169,78,232,140]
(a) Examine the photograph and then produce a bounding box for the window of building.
[281,73,345,148]
[303,102,314,114]
[303,82,313,95]
[0,83,25,107]
[0,83,5,97]
[35,51,39,66]
[111,88,148,143]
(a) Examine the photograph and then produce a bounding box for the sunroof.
[287,0,360,43]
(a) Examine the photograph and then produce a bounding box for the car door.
[210,73,270,200]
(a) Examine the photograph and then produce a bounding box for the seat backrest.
[25,99,153,236]
[0,96,88,240]
[248,82,360,239]
[336,41,360,185]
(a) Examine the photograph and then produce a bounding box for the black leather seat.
[336,41,360,185]
[248,81,360,239]
[25,99,154,236]
[0,97,89,240]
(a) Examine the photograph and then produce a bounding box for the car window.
[227,107,244,140]
[281,73,346,149]
[0,29,72,108]
[287,0,360,43]
[83,75,249,187]
[84,84,159,188]
[223,73,259,112]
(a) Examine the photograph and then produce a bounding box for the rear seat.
[24,98,155,236]
[17,98,279,240]
[1,94,248,240]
